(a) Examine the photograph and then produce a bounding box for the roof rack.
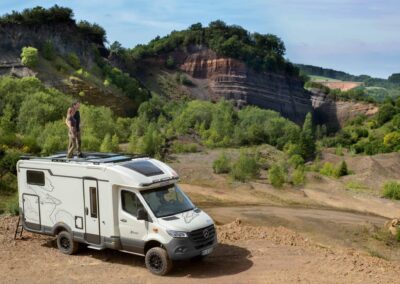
[20,152,149,165]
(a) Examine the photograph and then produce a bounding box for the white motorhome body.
[17,153,217,275]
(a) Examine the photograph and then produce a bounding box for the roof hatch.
[122,160,164,177]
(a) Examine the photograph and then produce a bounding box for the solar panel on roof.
[122,160,164,177]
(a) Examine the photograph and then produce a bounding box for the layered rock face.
[311,89,378,131]
[179,49,312,124]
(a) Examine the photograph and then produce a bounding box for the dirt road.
[1,207,399,284]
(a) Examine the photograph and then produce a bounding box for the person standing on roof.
[65,106,78,159]
[72,101,83,158]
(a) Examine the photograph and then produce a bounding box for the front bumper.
[166,234,218,261]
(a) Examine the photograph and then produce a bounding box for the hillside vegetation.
[118,21,300,76]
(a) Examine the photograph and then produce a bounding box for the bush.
[288,154,304,169]
[268,164,285,188]
[42,40,56,60]
[212,152,231,174]
[172,142,198,153]
[165,56,175,69]
[382,181,400,200]
[319,162,335,177]
[20,46,39,67]
[6,194,19,216]
[292,167,306,186]
[230,152,259,182]
[336,161,348,177]
[67,52,81,69]
[377,104,396,126]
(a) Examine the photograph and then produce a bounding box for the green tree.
[299,112,316,159]
[21,46,39,67]
[268,164,285,188]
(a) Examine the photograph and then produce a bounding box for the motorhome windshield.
[141,185,195,218]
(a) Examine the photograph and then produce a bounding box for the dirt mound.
[217,218,310,247]
[321,151,400,189]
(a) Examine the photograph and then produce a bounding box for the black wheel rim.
[149,254,163,272]
[60,236,70,250]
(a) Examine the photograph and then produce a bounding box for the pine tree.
[299,112,316,159]
[336,160,348,177]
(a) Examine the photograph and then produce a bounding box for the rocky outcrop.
[0,23,104,67]
[311,89,378,131]
[179,48,312,124]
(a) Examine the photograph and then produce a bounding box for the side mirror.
[137,208,148,221]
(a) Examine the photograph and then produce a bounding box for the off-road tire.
[145,247,173,276]
[191,254,207,262]
[57,231,79,255]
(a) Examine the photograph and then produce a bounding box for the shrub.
[335,161,348,177]
[42,40,56,60]
[20,46,39,67]
[292,167,306,186]
[319,162,335,177]
[172,142,198,153]
[268,164,285,188]
[288,154,304,169]
[382,181,400,200]
[165,56,175,69]
[230,152,259,182]
[377,104,396,126]
[212,152,231,174]
[67,52,81,69]
[6,194,19,216]
[335,144,344,156]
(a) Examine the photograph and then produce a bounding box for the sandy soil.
[1,213,400,284]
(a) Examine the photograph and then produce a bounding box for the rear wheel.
[57,231,79,255]
[145,247,173,276]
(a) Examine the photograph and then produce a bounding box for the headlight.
[167,230,188,238]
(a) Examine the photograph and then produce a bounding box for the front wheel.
[57,231,79,255]
[145,247,173,276]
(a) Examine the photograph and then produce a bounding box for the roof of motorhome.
[20,152,147,165]
[18,152,179,188]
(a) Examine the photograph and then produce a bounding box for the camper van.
[16,153,217,275]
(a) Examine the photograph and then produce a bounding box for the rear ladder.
[14,216,24,240]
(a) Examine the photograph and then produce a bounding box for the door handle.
[120,219,127,223]
[85,207,89,215]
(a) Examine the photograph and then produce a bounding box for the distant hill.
[298,64,400,102]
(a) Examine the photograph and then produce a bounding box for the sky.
[0,0,399,78]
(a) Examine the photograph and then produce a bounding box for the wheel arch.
[51,222,73,236]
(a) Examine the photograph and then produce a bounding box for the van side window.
[90,187,98,218]
[121,191,144,217]
[27,170,45,186]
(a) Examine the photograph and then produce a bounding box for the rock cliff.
[133,48,313,124]
[311,89,378,131]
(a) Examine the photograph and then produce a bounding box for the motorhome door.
[83,179,100,244]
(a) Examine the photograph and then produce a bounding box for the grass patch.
[345,181,371,194]
[382,181,400,200]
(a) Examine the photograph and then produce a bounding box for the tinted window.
[121,190,144,217]
[122,160,164,177]
[27,170,45,186]
[90,187,98,218]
